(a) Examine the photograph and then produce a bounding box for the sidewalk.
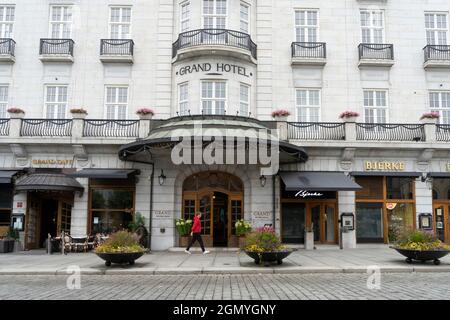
[1,245,450,275]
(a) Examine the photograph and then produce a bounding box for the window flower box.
[339,111,360,122]
[420,112,439,124]
[136,108,154,120]
[7,107,25,118]
[70,108,88,119]
[271,109,290,121]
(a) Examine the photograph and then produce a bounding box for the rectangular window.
[386,177,414,200]
[425,12,448,45]
[363,90,387,123]
[296,89,320,122]
[105,86,128,119]
[0,6,14,38]
[110,6,132,39]
[0,85,8,118]
[178,83,189,115]
[203,0,227,29]
[49,5,72,38]
[360,9,384,43]
[45,85,68,119]
[180,2,190,32]
[240,2,249,33]
[295,10,318,42]
[201,81,226,115]
[430,91,450,124]
[239,84,249,116]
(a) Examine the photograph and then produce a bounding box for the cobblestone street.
[1,273,449,300]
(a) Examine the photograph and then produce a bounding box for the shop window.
[355,176,384,200]
[230,199,242,235]
[433,189,439,200]
[0,185,12,230]
[387,203,414,242]
[356,203,384,243]
[431,178,450,200]
[386,177,414,200]
[59,202,72,234]
[90,187,134,234]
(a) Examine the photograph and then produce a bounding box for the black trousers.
[186,233,205,252]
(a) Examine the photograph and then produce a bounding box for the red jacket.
[191,215,201,233]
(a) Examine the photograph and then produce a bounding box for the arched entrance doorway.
[182,172,243,247]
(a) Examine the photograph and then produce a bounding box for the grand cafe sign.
[176,62,252,77]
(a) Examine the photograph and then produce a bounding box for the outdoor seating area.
[46,232,110,254]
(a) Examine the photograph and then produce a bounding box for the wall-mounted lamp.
[260,175,267,187]
[421,172,433,190]
[158,169,166,185]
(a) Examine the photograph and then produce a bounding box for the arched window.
[433,189,439,200]
[183,171,243,192]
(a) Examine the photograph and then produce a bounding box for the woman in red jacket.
[185,212,210,254]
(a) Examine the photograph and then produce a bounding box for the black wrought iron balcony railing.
[356,123,425,142]
[100,39,134,56]
[83,119,139,137]
[0,38,15,56]
[0,118,9,136]
[20,119,73,137]
[39,39,74,56]
[358,43,394,60]
[424,45,450,62]
[287,122,346,140]
[172,29,257,60]
[291,42,326,59]
[436,124,450,142]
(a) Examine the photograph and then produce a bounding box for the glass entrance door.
[308,203,337,244]
[281,203,306,243]
[433,204,449,243]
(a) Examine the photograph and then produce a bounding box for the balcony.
[172,29,257,63]
[423,45,450,69]
[39,39,74,62]
[358,43,394,68]
[287,122,345,140]
[100,39,134,63]
[20,119,73,137]
[83,119,139,137]
[291,42,327,66]
[0,39,15,62]
[356,123,425,142]
[0,119,9,136]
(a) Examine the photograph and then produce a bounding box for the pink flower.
[420,112,440,120]
[70,108,88,114]
[271,109,291,118]
[339,111,360,119]
[7,107,24,114]
[136,108,155,116]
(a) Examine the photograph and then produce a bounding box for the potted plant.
[339,111,360,122]
[175,218,193,247]
[304,223,314,250]
[128,212,148,248]
[136,108,155,120]
[243,226,293,266]
[7,228,20,252]
[420,112,440,124]
[390,229,450,265]
[0,228,16,253]
[7,107,25,119]
[271,109,291,121]
[235,219,252,248]
[70,108,88,119]
[95,230,147,266]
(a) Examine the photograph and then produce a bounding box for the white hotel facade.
[1,0,450,250]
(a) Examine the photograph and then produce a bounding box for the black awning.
[0,170,21,184]
[429,173,450,178]
[351,172,421,177]
[15,173,84,192]
[279,172,362,192]
[69,169,140,179]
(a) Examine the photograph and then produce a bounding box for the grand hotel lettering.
[177,63,252,77]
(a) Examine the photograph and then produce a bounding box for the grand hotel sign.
[176,62,253,77]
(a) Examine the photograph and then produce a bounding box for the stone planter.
[138,113,153,120]
[391,247,450,265]
[8,112,25,119]
[420,118,438,125]
[179,235,191,248]
[273,116,288,122]
[245,250,293,266]
[0,239,14,253]
[96,252,145,266]
[304,231,314,250]
[341,116,358,123]
[71,112,87,119]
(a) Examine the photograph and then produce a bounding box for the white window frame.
[429,91,450,124]
[360,9,385,44]
[104,86,129,120]
[425,12,449,45]
[363,90,388,124]
[49,5,72,39]
[202,0,227,29]
[239,83,250,116]
[178,82,189,115]
[294,9,319,43]
[180,1,190,33]
[44,85,68,119]
[0,5,14,38]
[201,80,227,115]
[109,6,132,39]
[240,1,250,34]
[0,84,8,118]
[295,89,321,122]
